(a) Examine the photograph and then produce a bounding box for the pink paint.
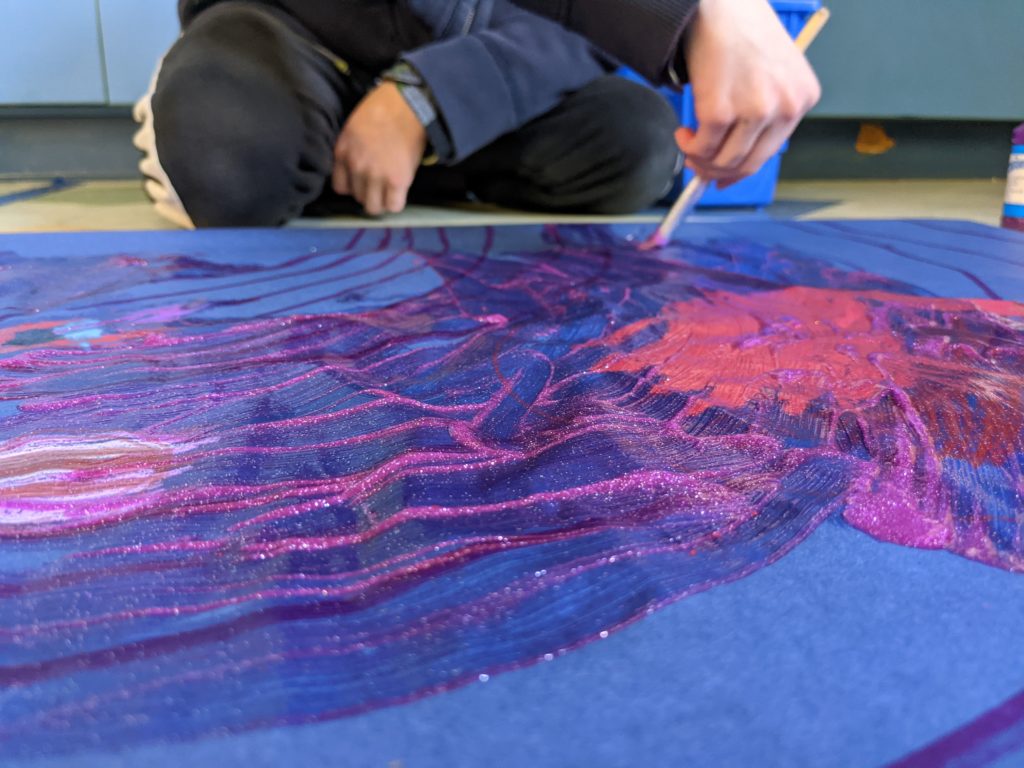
[639,232,669,251]
[601,285,1024,568]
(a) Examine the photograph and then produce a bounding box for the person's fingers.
[384,182,408,214]
[674,126,696,152]
[682,107,803,182]
[710,115,770,174]
[332,131,351,194]
[685,156,721,182]
[351,170,368,207]
[362,177,386,217]
[731,119,796,179]
[332,160,351,196]
[675,102,731,164]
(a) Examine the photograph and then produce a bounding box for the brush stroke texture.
[0,225,1022,759]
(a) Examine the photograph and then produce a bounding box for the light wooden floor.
[0,178,1008,234]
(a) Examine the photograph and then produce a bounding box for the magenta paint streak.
[889,687,1024,768]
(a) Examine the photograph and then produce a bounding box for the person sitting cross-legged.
[134,0,686,228]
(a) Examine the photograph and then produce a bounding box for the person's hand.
[332,82,428,216]
[677,0,821,187]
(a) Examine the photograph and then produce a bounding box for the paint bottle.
[1002,122,1024,232]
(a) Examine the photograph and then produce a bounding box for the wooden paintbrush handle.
[794,7,831,53]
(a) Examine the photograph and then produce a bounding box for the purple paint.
[889,688,1024,767]
[0,224,1022,759]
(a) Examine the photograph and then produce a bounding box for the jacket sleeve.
[402,4,610,163]
[510,0,699,85]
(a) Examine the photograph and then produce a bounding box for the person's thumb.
[674,126,697,152]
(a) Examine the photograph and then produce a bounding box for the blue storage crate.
[620,0,821,208]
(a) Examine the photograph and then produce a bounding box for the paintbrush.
[641,6,831,250]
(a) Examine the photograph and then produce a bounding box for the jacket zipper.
[461,4,477,34]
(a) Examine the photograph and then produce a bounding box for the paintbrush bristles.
[642,178,707,249]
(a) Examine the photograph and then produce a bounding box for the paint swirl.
[1,225,1022,756]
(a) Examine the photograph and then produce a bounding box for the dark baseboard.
[0,109,1017,182]
[781,119,1016,180]
[0,108,137,180]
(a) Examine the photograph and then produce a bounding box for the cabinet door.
[809,0,1024,120]
[0,0,106,104]
[98,0,180,104]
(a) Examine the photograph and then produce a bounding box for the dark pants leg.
[147,4,680,227]
[149,1,367,227]
[417,76,682,215]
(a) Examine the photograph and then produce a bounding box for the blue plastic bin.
[620,0,821,208]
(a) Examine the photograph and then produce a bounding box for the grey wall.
[1,0,1021,120]
[807,0,1023,120]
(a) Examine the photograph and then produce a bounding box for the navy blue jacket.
[401,0,610,162]
[514,0,698,84]
[178,0,696,162]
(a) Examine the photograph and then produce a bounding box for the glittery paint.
[1,224,1023,759]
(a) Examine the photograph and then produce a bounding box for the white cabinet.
[98,0,179,104]
[0,0,106,104]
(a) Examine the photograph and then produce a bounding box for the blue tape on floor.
[0,178,80,207]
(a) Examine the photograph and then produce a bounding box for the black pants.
[150,2,682,228]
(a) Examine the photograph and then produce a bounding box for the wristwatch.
[381,62,453,165]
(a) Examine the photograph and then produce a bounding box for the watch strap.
[382,62,454,164]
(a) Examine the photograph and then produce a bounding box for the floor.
[0,178,1008,233]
